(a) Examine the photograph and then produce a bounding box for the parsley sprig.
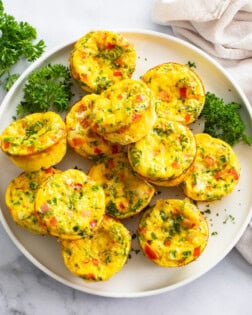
[200,92,252,146]
[0,0,45,90]
[16,64,73,117]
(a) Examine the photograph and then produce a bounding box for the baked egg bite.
[61,215,131,281]
[138,198,209,267]
[5,167,60,234]
[181,133,240,201]
[70,30,136,93]
[128,119,196,181]
[90,79,156,145]
[0,112,67,171]
[148,161,194,187]
[88,153,155,219]
[66,94,122,160]
[35,169,105,239]
[141,62,205,124]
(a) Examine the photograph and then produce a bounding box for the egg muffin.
[66,94,122,160]
[141,62,205,124]
[5,167,60,234]
[88,153,155,219]
[181,133,240,201]
[128,119,196,182]
[138,198,209,267]
[70,30,136,93]
[35,169,105,239]
[0,112,67,171]
[61,215,131,281]
[90,79,156,145]
[148,161,194,187]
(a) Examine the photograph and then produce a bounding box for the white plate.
[0,30,252,298]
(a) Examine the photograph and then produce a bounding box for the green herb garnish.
[0,0,45,90]
[211,231,218,236]
[16,64,73,117]
[186,61,196,68]
[200,92,252,146]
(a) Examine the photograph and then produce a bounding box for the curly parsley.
[16,64,73,117]
[0,0,45,90]
[200,92,252,146]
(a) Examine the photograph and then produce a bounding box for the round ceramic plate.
[0,30,252,298]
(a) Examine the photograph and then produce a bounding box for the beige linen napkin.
[152,0,252,264]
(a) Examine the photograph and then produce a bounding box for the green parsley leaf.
[0,0,46,90]
[200,92,252,146]
[16,64,73,117]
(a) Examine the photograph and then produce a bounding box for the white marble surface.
[0,0,252,314]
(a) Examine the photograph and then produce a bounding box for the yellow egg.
[35,169,105,239]
[5,167,60,234]
[181,133,241,201]
[90,79,157,145]
[88,153,155,219]
[66,94,122,160]
[141,62,205,124]
[70,30,136,93]
[0,112,67,171]
[148,161,194,187]
[61,215,131,281]
[138,198,209,267]
[128,119,196,181]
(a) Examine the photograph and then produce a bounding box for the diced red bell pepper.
[144,244,158,260]
[185,113,191,123]
[72,137,85,147]
[179,86,187,98]
[94,147,102,154]
[113,70,122,76]
[107,43,115,50]
[193,246,201,258]
[49,216,57,226]
[3,141,10,149]
[227,169,239,180]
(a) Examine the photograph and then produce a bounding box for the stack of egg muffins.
[0,30,240,281]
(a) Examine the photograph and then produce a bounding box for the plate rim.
[0,28,252,298]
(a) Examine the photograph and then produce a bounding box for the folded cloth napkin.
[152,0,252,59]
[152,0,252,264]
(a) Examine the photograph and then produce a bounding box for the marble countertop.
[0,1,252,314]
